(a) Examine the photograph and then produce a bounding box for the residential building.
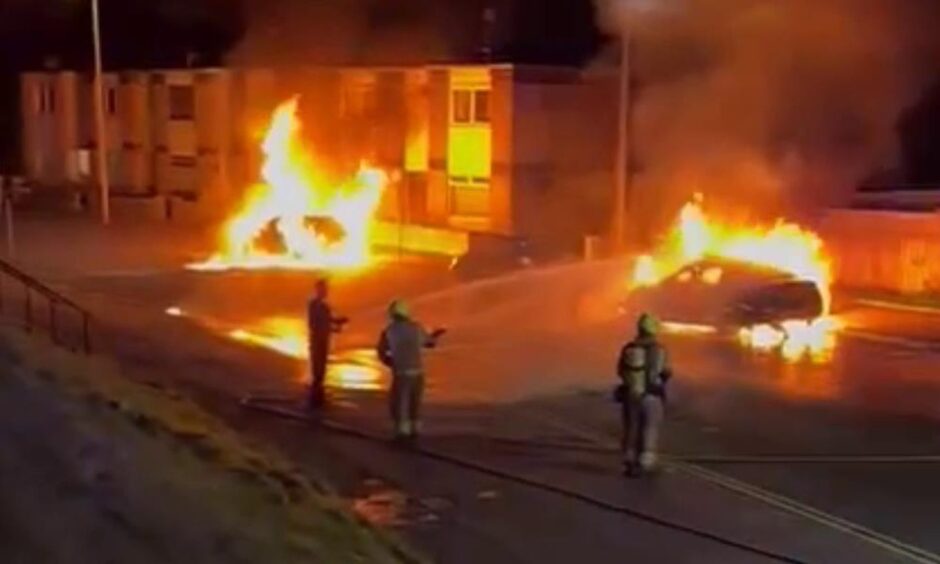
[21,64,618,252]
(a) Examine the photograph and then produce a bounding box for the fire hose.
[241,395,809,564]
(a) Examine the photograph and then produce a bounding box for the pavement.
[7,214,940,563]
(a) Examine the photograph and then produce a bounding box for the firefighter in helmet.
[616,312,672,476]
[377,299,446,440]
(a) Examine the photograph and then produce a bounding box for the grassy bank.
[0,328,420,564]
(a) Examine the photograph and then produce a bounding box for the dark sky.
[0,0,937,183]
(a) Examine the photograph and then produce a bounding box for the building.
[20,64,619,253]
[821,189,940,294]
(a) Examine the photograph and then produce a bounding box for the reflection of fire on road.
[633,195,840,362]
[227,317,383,391]
[191,98,388,272]
[738,318,839,363]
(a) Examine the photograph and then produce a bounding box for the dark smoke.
[596,0,940,232]
[228,0,485,67]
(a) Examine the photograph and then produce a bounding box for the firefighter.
[376,299,446,440]
[306,279,348,409]
[616,312,672,476]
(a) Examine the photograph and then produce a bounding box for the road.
[11,217,940,563]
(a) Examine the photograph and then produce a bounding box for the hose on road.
[242,396,809,564]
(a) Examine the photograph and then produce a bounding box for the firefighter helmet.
[388,299,410,319]
[637,312,659,336]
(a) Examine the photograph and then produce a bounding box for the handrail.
[0,258,92,353]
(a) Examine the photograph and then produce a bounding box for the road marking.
[843,329,939,351]
[482,439,940,465]
[520,404,940,564]
[855,299,940,317]
[674,462,940,564]
[677,454,940,464]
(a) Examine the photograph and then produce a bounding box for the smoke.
[596,0,940,231]
[227,0,482,67]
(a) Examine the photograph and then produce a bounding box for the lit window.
[452,90,472,124]
[168,85,195,121]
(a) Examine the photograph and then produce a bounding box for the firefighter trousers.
[390,372,425,436]
[622,395,665,470]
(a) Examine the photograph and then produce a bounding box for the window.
[341,84,377,117]
[106,88,117,115]
[38,85,56,114]
[452,90,472,124]
[449,177,491,218]
[473,90,490,123]
[452,88,491,125]
[168,85,195,120]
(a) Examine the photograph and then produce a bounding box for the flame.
[227,317,383,390]
[191,98,388,272]
[229,318,307,359]
[738,317,841,363]
[632,194,831,310]
[634,194,839,361]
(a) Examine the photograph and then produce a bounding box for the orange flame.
[633,194,831,310]
[191,98,388,271]
[634,194,839,362]
[227,316,383,390]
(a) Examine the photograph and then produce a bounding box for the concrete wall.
[508,67,618,252]
[20,73,45,182]
[822,209,940,294]
[20,72,82,187]
[117,72,152,194]
[426,69,450,226]
[490,67,514,235]
[195,71,234,213]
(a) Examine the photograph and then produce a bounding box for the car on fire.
[627,259,825,335]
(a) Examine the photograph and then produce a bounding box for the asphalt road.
[11,215,940,564]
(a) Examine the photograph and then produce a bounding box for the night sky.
[0,0,937,184]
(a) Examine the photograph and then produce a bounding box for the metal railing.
[0,258,92,354]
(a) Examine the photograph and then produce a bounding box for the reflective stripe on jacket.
[378,319,432,376]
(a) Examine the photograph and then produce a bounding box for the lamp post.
[613,34,633,253]
[91,0,110,224]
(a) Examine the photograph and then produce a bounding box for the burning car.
[628,259,824,334]
[625,195,839,362]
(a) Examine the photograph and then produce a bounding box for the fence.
[0,258,92,354]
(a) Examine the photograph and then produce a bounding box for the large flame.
[192,98,388,272]
[633,194,839,362]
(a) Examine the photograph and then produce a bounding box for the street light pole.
[91,0,110,224]
[613,34,632,253]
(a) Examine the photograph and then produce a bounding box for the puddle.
[349,478,437,528]
[327,349,386,392]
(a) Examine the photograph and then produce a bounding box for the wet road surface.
[36,252,940,563]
